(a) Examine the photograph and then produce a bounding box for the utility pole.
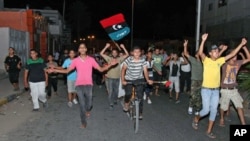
[130,0,134,49]
[195,0,201,51]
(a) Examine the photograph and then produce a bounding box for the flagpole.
[130,0,134,49]
[195,0,201,51]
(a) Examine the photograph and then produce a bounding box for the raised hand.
[183,39,188,47]
[241,38,247,46]
[201,33,208,41]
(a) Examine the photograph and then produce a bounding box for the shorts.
[220,88,243,111]
[8,72,19,83]
[67,80,76,93]
[169,76,180,93]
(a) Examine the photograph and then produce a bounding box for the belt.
[202,87,219,90]
[221,87,236,90]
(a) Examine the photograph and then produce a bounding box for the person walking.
[219,45,250,126]
[46,54,58,99]
[4,47,22,91]
[49,43,118,128]
[100,43,129,110]
[192,33,247,139]
[24,49,48,111]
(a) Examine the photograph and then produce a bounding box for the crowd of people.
[3,33,250,138]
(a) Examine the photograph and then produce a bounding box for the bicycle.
[126,80,171,133]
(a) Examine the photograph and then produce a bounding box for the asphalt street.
[0,79,250,141]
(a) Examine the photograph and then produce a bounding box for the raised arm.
[225,38,247,61]
[100,43,110,58]
[183,39,190,58]
[241,46,250,64]
[198,33,208,61]
[180,53,188,65]
[95,59,118,72]
[219,45,228,57]
[120,44,129,58]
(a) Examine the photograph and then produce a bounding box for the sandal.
[206,132,216,139]
[219,119,225,127]
[192,121,198,130]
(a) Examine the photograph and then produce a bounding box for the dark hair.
[112,48,119,53]
[132,46,141,51]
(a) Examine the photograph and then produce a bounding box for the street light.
[87,35,95,48]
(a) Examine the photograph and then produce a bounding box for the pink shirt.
[70,56,99,86]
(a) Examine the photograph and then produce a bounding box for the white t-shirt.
[179,57,191,72]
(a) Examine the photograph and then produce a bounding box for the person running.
[100,43,129,110]
[143,50,154,104]
[4,47,22,91]
[121,46,153,120]
[46,54,58,99]
[49,42,118,128]
[192,33,247,139]
[219,45,250,126]
[24,49,48,111]
[165,51,188,104]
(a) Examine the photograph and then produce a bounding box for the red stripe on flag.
[100,13,125,28]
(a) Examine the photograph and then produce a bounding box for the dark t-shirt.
[25,58,47,82]
[171,64,178,77]
[4,55,21,73]
[221,60,243,88]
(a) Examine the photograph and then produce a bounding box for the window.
[218,0,227,8]
[208,3,213,11]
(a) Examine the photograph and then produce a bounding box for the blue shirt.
[62,58,77,81]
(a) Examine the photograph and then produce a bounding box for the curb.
[0,90,26,107]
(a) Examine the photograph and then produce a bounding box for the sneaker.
[139,114,143,120]
[175,100,180,104]
[188,107,193,115]
[68,102,73,108]
[73,99,78,104]
[147,98,152,104]
[43,101,48,108]
[195,111,199,115]
[143,93,146,100]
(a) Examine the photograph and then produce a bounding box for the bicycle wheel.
[129,101,134,120]
[134,100,139,133]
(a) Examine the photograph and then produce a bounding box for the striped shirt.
[124,56,147,80]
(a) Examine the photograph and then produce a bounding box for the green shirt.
[188,56,203,81]
[152,54,164,71]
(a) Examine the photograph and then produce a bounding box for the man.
[24,49,48,111]
[192,33,247,139]
[100,43,129,110]
[152,47,164,96]
[4,47,22,91]
[49,42,117,128]
[121,46,153,120]
[179,53,191,94]
[219,46,250,126]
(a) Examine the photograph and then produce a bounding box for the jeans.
[199,88,220,121]
[106,78,120,105]
[76,85,93,125]
[29,81,47,109]
[180,70,191,93]
[124,79,144,114]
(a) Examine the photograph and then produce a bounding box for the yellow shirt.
[202,57,225,88]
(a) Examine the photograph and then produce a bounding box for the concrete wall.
[0,27,29,70]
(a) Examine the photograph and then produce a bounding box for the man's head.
[8,47,15,55]
[154,47,160,55]
[111,48,119,58]
[132,46,141,59]
[78,43,87,55]
[208,45,219,59]
[30,49,39,59]
[147,50,153,59]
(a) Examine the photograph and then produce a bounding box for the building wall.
[201,0,250,46]
[0,27,29,70]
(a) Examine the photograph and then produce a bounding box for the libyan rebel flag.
[100,13,130,41]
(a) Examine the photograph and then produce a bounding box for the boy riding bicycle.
[121,46,153,120]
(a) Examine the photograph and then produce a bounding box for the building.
[201,0,250,47]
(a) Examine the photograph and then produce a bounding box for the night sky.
[4,0,197,40]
